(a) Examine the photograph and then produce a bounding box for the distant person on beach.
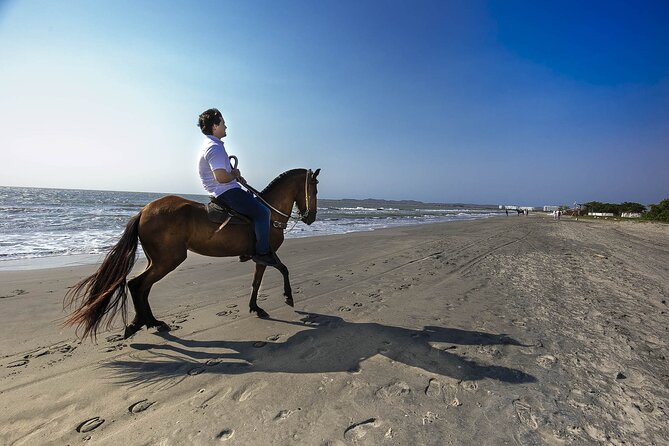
[197,108,277,267]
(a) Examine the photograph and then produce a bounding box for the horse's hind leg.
[126,270,150,338]
[124,253,186,338]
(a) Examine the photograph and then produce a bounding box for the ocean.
[0,186,502,269]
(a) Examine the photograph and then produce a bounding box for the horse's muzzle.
[302,211,317,225]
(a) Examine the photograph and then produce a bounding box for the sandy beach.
[1,215,668,445]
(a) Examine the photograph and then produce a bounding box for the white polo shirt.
[198,135,241,197]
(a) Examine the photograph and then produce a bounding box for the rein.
[229,156,311,229]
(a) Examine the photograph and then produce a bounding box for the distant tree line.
[582,199,669,222]
[583,201,646,214]
[641,199,669,223]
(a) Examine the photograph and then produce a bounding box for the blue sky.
[0,0,667,205]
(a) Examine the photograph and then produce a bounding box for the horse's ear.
[312,168,321,179]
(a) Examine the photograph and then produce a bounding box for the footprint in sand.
[253,341,267,348]
[633,399,655,413]
[188,366,206,376]
[28,349,50,358]
[52,344,76,354]
[6,359,29,368]
[101,344,125,353]
[513,400,539,429]
[266,334,281,341]
[338,306,351,312]
[0,289,28,299]
[421,412,439,425]
[128,400,155,414]
[344,418,380,441]
[536,355,557,369]
[460,381,478,392]
[216,429,234,441]
[233,381,267,402]
[425,379,441,398]
[216,309,240,317]
[106,334,124,343]
[477,345,502,358]
[353,302,363,307]
[375,381,411,399]
[173,317,189,324]
[206,358,222,366]
[76,417,105,433]
[274,409,294,421]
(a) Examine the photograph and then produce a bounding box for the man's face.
[212,118,227,138]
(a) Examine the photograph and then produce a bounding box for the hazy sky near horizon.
[1,0,667,205]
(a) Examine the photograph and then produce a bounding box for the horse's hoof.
[285,297,294,307]
[123,324,141,339]
[147,320,171,332]
[155,322,171,332]
[251,308,270,318]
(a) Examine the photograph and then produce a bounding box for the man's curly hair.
[198,108,222,135]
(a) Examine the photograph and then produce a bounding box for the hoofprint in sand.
[1,216,667,445]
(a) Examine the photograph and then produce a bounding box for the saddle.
[206,198,287,264]
[206,199,288,229]
[205,199,252,225]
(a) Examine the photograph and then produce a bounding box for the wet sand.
[1,215,668,445]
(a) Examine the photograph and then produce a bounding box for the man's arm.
[213,168,242,184]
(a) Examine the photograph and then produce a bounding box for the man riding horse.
[63,109,320,339]
[197,108,277,267]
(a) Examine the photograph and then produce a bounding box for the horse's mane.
[261,168,307,195]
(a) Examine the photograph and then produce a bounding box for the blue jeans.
[216,187,271,255]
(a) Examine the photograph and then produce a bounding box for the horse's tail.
[63,213,141,339]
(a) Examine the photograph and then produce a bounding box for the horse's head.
[297,168,320,225]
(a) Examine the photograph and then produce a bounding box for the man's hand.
[232,169,247,184]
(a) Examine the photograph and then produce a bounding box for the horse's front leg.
[249,264,270,318]
[273,254,293,307]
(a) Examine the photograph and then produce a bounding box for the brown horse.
[64,168,321,340]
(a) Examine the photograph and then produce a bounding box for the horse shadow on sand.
[106,311,536,387]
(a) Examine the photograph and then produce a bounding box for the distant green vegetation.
[583,201,646,215]
[582,199,669,222]
[641,199,669,223]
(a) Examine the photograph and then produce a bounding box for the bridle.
[298,169,315,222]
[229,156,314,229]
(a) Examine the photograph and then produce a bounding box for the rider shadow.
[107,311,536,387]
